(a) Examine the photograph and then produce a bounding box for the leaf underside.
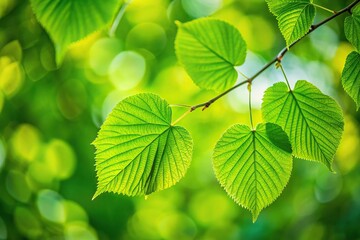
[342,51,360,110]
[213,123,292,222]
[93,93,193,199]
[344,5,360,51]
[262,81,344,170]
[30,0,119,65]
[175,18,247,92]
[266,0,315,46]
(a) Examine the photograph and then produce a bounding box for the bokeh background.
[1,0,360,239]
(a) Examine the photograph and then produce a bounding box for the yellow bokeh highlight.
[63,200,89,224]
[64,222,98,240]
[0,56,24,97]
[27,160,56,187]
[88,37,123,76]
[189,190,236,226]
[68,31,101,61]
[43,139,76,180]
[0,0,16,18]
[336,115,360,174]
[157,212,197,240]
[0,40,22,61]
[214,8,275,51]
[10,124,42,163]
[126,0,168,25]
[332,42,354,76]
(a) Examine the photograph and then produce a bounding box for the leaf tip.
[251,211,259,223]
[92,189,103,200]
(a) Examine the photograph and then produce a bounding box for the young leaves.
[262,81,344,170]
[344,5,360,51]
[342,51,360,109]
[93,93,193,199]
[175,18,247,92]
[213,123,292,222]
[266,0,315,46]
[343,5,360,109]
[30,0,120,65]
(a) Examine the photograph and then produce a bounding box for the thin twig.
[188,0,360,112]
[109,1,132,37]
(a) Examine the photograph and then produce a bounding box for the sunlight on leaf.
[93,93,193,199]
[30,0,120,65]
[175,18,247,91]
[342,51,360,109]
[344,5,360,51]
[262,81,344,171]
[213,123,292,222]
[266,0,315,46]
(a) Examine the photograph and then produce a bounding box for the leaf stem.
[109,1,132,37]
[278,64,292,90]
[238,70,250,80]
[171,109,191,126]
[312,3,336,14]
[248,83,254,130]
[170,104,192,108]
[188,0,360,112]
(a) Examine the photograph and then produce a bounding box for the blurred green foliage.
[0,0,360,239]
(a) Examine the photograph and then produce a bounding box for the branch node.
[184,0,359,113]
[202,102,212,111]
[275,60,282,69]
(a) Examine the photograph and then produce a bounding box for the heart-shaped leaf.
[344,5,360,51]
[93,93,193,199]
[175,18,247,91]
[30,0,120,65]
[266,0,315,46]
[213,123,292,222]
[342,51,360,109]
[262,80,344,170]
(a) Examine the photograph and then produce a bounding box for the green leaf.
[213,123,292,222]
[92,93,193,199]
[266,0,315,46]
[342,51,360,109]
[344,5,360,51]
[175,18,247,92]
[262,81,344,170]
[30,0,120,65]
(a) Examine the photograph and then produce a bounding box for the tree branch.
[189,0,360,112]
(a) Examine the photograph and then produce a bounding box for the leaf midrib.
[251,131,258,214]
[182,27,236,68]
[99,126,172,192]
[289,89,329,163]
[288,4,312,43]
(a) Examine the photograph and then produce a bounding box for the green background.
[0,0,359,239]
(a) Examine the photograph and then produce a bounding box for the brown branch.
[189,0,360,112]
